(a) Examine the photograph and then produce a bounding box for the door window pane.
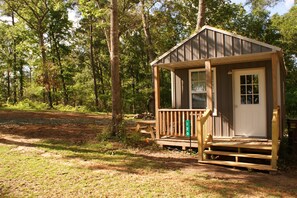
[253,95,259,104]
[247,95,252,104]
[240,75,246,84]
[247,85,252,94]
[240,74,260,105]
[241,85,246,94]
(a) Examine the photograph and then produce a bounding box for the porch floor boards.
[199,160,275,171]
[155,136,272,150]
[203,150,272,160]
[155,136,277,171]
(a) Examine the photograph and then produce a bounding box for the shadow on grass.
[0,137,194,173]
[1,137,297,197]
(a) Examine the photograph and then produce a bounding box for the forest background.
[0,0,296,116]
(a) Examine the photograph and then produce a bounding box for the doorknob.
[235,105,238,108]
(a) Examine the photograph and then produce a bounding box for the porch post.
[154,65,160,139]
[271,52,280,165]
[205,60,213,135]
[271,53,279,108]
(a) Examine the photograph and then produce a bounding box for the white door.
[233,68,266,137]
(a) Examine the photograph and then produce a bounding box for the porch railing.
[271,106,280,169]
[157,109,206,137]
[197,109,212,161]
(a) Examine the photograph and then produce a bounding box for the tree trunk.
[52,34,68,105]
[39,31,53,108]
[19,63,24,100]
[140,0,156,115]
[196,0,206,31]
[12,11,17,104]
[110,0,122,136]
[7,67,10,101]
[140,0,156,63]
[90,20,99,109]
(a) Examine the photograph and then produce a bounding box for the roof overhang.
[154,51,281,71]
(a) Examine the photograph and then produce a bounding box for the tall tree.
[4,0,53,108]
[48,4,72,105]
[196,0,206,31]
[110,0,122,135]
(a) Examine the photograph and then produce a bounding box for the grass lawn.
[0,110,297,197]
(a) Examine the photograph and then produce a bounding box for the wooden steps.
[206,142,272,150]
[201,140,277,171]
[204,150,272,160]
[200,159,275,171]
[154,136,278,171]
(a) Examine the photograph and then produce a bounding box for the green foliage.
[54,104,91,113]
[5,99,48,111]
[0,0,296,117]
[278,135,297,170]
[271,6,297,117]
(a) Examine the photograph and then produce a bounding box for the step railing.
[197,109,212,161]
[271,106,280,169]
[157,109,205,137]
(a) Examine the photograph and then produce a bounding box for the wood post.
[197,118,203,161]
[271,53,278,108]
[154,66,160,139]
[271,107,279,169]
[271,53,280,170]
[205,60,213,135]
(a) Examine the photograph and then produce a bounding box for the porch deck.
[156,136,277,171]
[156,136,272,150]
[153,107,280,172]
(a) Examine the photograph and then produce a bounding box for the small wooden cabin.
[151,26,285,171]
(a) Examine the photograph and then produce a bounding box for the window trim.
[189,68,217,116]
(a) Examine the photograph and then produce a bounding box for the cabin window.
[189,68,217,115]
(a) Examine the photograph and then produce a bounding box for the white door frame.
[233,68,267,137]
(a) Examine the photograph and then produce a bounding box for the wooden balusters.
[157,109,205,138]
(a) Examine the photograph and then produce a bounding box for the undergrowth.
[1,99,92,113]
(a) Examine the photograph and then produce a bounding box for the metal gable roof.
[151,25,281,66]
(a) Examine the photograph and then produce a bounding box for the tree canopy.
[0,0,296,116]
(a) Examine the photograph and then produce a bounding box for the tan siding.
[177,46,184,62]
[192,35,199,60]
[164,55,170,63]
[170,49,178,62]
[261,46,272,52]
[224,35,232,56]
[213,60,273,138]
[233,37,241,55]
[171,60,274,138]
[200,30,207,59]
[157,59,163,64]
[152,27,277,66]
[185,41,192,61]
[242,40,252,54]
[174,69,189,109]
[208,30,215,58]
[252,43,261,53]
[216,32,224,57]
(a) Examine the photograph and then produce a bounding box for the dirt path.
[1,110,297,197]
[0,110,112,143]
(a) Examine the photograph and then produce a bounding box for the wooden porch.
[153,107,280,171]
